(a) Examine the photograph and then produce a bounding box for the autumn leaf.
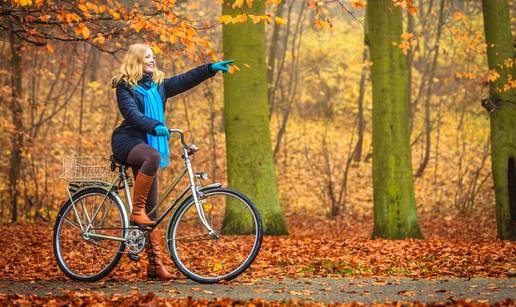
[86,2,99,13]
[351,0,364,8]
[232,0,244,9]
[487,69,500,82]
[92,34,105,44]
[218,15,233,24]
[45,44,54,53]
[248,14,261,24]
[151,44,163,55]
[78,4,88,13]
[39,14,51,22]
[274,16,286,26]
[16,0,32,7]
[81,25,91,39]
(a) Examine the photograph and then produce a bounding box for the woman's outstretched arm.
[116,84,161,134]
[164,63,217,98]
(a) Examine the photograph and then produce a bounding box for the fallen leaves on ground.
[0,213,514,282]
[0,292,514,306]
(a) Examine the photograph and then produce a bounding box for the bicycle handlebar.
[168,128,199,158]
[168,128,186,146]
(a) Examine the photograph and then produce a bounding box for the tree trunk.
[353,13,369,162]
[481,0,516,240]
[367,0,423,239]
[222,0,288,235]
[9,25,24,223]
[415,0,446,178]
[267,0,286,108]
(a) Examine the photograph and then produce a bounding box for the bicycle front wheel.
[53,187,127,282]
[167,187,263,283]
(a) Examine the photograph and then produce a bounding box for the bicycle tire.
[167,187,263,284]
[53,187,128,282]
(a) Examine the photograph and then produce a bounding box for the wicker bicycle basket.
[60,156,116,182]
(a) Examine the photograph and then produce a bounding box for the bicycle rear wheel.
[53,187,127,282]
[167,187,263,283]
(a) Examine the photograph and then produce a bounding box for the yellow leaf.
[18,0,32,7]
[487,70,500,82]
[233,14,247,23]
[232,0,244,9]
[108,8,120,19]
[218,15,233,24]
[152,44,162,55]
[246,0,253,7]
[400,32,413,40]
[212,262,223,272]
[82,25,90,39]
[248,14,261,23]
[78,4,88,12]
[86,2,99,13]
[203,202,213,212]
[92,34,105,44]
[274,16,286,26]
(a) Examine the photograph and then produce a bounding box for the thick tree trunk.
[481,0,516,240]
[367,0,423,239]
[222,0,288,235]
[9,26,24,223]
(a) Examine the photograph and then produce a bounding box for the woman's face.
[143,48,155,74]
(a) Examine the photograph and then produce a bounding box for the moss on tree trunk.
[367,0,423,239]
[482,0,516,240]
[221,0,288,235]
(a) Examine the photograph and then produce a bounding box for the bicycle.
[53,129,263,284]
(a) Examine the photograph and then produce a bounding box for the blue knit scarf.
[134,82,170,168]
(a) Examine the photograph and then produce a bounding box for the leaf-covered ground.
[0,292,514,307]
[2,212,514,282]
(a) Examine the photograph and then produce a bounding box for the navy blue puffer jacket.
[111,63,216,164]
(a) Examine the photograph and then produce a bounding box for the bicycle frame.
[66,129,218,243]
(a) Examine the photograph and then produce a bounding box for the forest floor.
[1,211,515,305]
[1,277,515,305]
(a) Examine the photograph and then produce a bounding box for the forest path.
[1,277,514,304]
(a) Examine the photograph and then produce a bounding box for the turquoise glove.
[154,125,170,139]
[211,60,235,73]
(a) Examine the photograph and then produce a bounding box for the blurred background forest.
[0,0,514,240]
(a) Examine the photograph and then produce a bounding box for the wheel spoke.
[54,189,126,281]
[168,189,262,283]
[63,217,82,231]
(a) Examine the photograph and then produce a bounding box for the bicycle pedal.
[129,222,153,231]
[128,254,140,262]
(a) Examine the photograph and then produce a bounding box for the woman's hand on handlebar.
[154,124,170,139]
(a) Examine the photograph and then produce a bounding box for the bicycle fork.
[183,149,218,238]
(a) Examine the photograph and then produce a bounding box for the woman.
[111,43,233,280]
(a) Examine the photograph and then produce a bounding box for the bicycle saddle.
[110,154,127,170]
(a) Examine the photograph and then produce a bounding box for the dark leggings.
[126,143,161,219]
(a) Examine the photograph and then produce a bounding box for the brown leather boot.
[130,170,156,226]
[146,229,173,280]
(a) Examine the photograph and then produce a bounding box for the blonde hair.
[112,43,165,88]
